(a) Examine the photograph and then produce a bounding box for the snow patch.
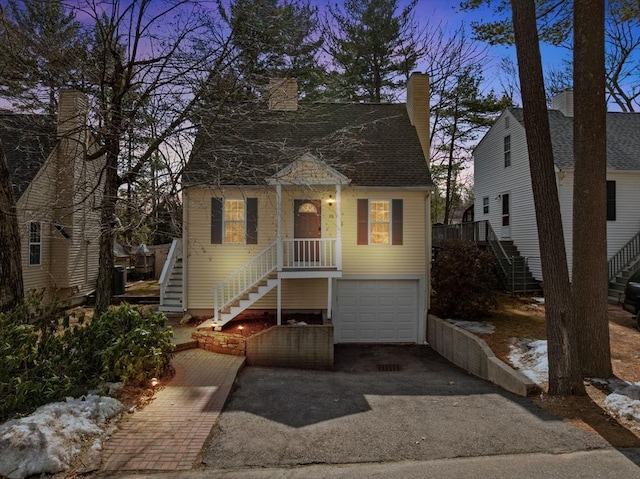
[0,395,124,479]
[445,319,495,334]
[508,338,549,384]
[603,381,640,424]
[509,339,640,425]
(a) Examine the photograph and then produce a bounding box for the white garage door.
[335,280,419,343]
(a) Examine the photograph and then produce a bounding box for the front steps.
[199,276,278,331]
[159,257,183,313]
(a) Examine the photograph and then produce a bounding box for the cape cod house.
[472,90,640,299]
[161,74,433,344]
[2,90,104,305]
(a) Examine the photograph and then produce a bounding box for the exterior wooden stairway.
[198,242,278,331]
[497,240,542,295]
[608,231,640,303]
[432,221,542,295]
[159,239,183,314]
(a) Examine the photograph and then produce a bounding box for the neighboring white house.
[473,90,640,290]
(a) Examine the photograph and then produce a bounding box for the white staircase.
[199,242,278,330]
[159,239,183,314]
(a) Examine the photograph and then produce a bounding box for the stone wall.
[193,331,246,356]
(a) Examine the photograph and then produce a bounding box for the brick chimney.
[551,89,573,117]
[406,72,430,165]
[268,78,298,111]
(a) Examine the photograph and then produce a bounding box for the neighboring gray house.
[2,91,105,305]
[473,90,640,297]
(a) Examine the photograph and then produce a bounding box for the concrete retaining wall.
[427,314,539,397]
[246,325,334,370]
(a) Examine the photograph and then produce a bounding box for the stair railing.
[212,242,278,322]
[481,220,514,287]
[159,238,182,306]
[608,231,640,281]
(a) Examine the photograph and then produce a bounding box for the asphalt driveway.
[201,345,610,469]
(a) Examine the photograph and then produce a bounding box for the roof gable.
[508,107,640,171]
[0,113,56,198]
[267,153,351,185]
[185,102,432,189]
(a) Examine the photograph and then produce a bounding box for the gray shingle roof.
[0,113,56,198]
[185,102,432,188]
[509,107,640,170]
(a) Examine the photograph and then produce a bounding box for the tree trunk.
[0,140,25,311]
[94,141,120,314]
[510,0,585,395]
[444,103,459,225]
[573,0,612,378]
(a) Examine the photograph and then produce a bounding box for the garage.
[334,279,421,343]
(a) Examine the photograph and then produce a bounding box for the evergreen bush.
[432,239,499,320]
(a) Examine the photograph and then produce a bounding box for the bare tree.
[0,141,24,311]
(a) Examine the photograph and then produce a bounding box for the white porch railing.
[159,238,181,305]
[212,242,278,322]
[282,238,337,269]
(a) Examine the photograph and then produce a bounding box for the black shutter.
[357,199,369,245]
[392,199,403,245]
[607,181,616,221]
[246,197,258,244]
[211,197,223,244]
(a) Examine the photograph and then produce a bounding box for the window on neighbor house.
[29,221,42,266]
[483,196,489,214]
[357,199,403,245]
[210,197,258,245]
[505,116,510,129]
[607,181,616,221]
[504,135,511,167]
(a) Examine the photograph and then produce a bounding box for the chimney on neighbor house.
[551,89,574,117]
[57,89,88,137]
[406,71,430,166]
[268,78,298,111]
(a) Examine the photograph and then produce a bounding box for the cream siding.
[17,148,57,300]
[185,186,429,312]
[15,120,103,303]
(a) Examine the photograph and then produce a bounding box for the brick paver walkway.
[101,349,245,471]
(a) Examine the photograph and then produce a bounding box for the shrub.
[0,298,174,420]
[82,303,175,384]
[432,239,498,320]
[0,293,80,420]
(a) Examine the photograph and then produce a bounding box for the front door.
[294,199,321,262]
[501,193,511,239]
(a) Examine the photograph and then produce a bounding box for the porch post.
[327,277,332,319]
[276,183,283,271]
[336,184,342,270]
[277,277,282,325]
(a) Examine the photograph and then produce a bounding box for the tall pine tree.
[324,0,426,102]
[222,0,324,99]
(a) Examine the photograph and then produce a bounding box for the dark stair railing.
[608,230,640,282]
[433,221,541,295]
